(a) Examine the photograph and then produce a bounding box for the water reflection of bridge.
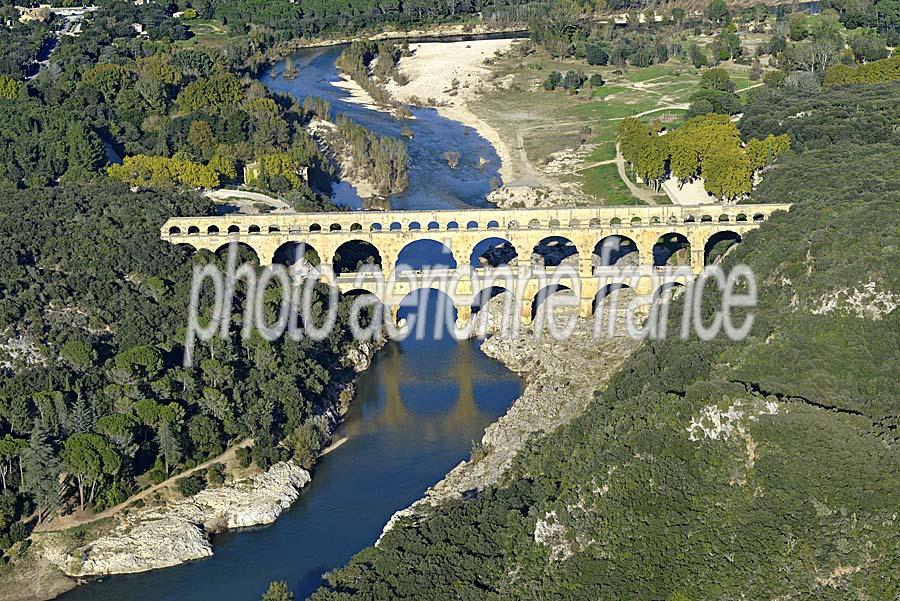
[162,204,790,322]
[369,341,508,437]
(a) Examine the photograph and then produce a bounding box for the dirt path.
[609,103,690,121]
[616,143,658,206]
[35,439,254,533]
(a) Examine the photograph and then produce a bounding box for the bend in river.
[61,44,522,601]
[262,45,502,210]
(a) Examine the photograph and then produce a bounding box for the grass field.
[471,48,752,205]
[175,18,229,48]
[581,164,642,205]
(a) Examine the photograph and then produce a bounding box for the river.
[61,43,522,601]
[262,44,503,210]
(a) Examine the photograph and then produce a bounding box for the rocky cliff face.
[380,298,643,539]
[36,462,310,577]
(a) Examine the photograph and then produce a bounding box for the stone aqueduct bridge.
[161,204,790,323]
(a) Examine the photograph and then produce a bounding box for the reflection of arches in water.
[333,240,382,274]
[594,235,639,267]
[215,241,260,265]
[533,236,578,267]
[652,232,690,267]
[272,241,320,266]
[470,237,517,268]
[471,286,511,314]
[652,282,684,304]
[704,231,742,265]
[396,288,459,341]
[531,284,573,321]
[396,239,457,272]
[592,283,632,314]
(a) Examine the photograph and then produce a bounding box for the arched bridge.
[161,204,790,324]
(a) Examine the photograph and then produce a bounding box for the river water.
[62,44,522,601]
[262,44,502,210]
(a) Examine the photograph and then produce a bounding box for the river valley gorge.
[55,41,525,601]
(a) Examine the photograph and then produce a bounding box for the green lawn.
[581,164,644,205]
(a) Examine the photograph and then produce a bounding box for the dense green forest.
[0,0,410,202]
[308,81,900,599]
[0,0,392,562]
[0,177,370,553]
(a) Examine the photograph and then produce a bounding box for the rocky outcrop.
[380,299,642,539]
[487,185,576,209]
[36,462,310,577]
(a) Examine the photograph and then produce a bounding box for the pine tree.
[23,422,61,522]
[261,581,294,601]
[69,394,96,434]
[156,422,181,475]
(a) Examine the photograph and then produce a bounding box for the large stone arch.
[530,283,575,321]
[652,232,691,267]
[532,235,579,267]
[592,283,633,314]
[593,235,640,269]
[471,285,513,314]
[333,240,383,274]
[272,241,320,267]
[704,230,742,265]
[395,239,457,272]
[214,241,260,265]
[652,281,684,304]
[341,288,386,338]
[470,237,518,268]
[395,288,459,341]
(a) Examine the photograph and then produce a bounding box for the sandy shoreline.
[329,38,522,185]
[385,39,522,184]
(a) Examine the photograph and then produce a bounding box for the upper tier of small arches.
[166,211,774,237]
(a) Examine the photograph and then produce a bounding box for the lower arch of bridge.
[471,286,512,314]
[396,288,459,340]
[272,241,320,267]
[704,230,742,265]
[531,284,574,321]
[214,241,260,265]
[533,236,578,267]
[592,283,633,314]
[175,242,196,256]
[333,240,382,274]
[340,288,385,336]
[652,232,691,267]
[652,281,685,303]
[593,235,640,269]
[395,240,457,272]
[470,237,518,268]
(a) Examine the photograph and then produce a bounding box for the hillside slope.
[310,83,900,600]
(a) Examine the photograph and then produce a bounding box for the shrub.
[207,463,225,485]
[543,70,562,90]
[236,446,252,468]
[176,474,206,497]
[585,45,609,66]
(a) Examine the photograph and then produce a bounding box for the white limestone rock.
[38,462,310,577]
